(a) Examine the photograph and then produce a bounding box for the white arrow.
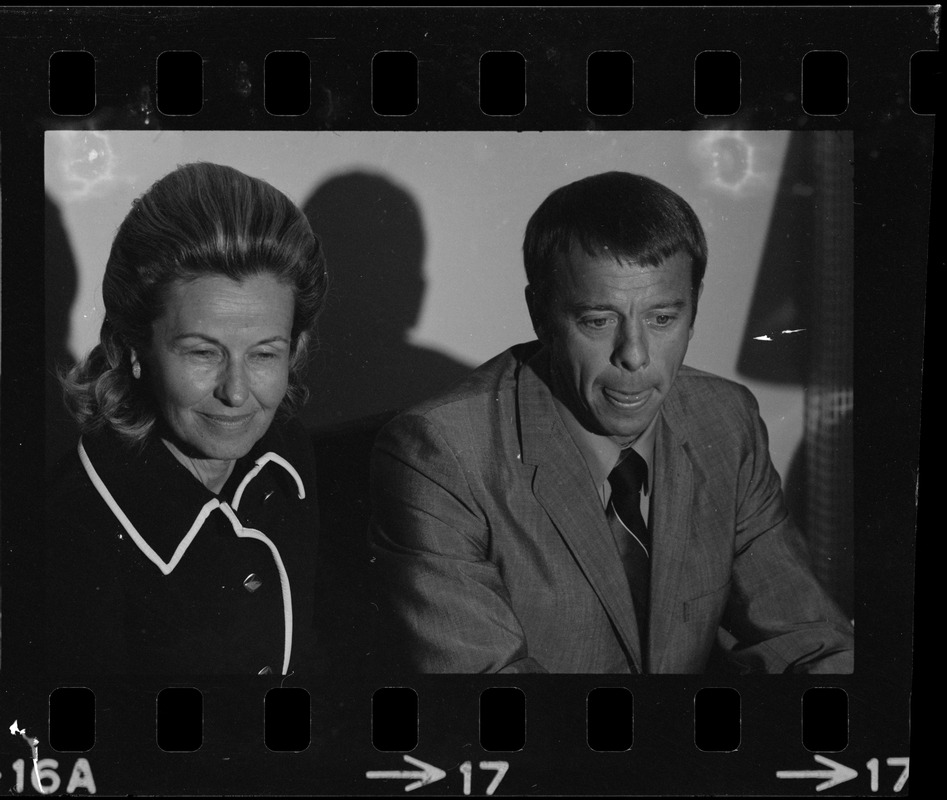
[777,754,858,791]
[366,755,447,792]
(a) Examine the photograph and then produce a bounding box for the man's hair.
[61,161,329,445]
[523,171,707,323]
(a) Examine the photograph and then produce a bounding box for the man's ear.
[525,285,548,343]
[689,281,704,340]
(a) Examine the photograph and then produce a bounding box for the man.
[369,172,854,674]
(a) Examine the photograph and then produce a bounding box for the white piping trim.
[232,452,306,511]
[79,439,222,576]
[78,437,297,675]
[219,503,294,675]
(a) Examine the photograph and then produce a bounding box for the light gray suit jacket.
[369,342,854,673]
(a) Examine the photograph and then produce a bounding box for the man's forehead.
[551,245,692,286]
[553,239,691,268]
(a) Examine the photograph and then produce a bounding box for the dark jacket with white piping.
[44,417,319,676]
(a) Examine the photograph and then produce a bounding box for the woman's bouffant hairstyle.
[523,171,707,326]
[62,162,328,445]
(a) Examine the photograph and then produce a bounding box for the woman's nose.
[214,360,250,407]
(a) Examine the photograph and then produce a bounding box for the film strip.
[1,6,936,796]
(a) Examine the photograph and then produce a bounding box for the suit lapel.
[518,350,643,671]
[648,387,695,673]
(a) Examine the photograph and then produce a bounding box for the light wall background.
[44,130,801,478]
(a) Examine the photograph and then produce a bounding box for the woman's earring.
[132,362,141,380]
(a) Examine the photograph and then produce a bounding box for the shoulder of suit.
[267,415,316,465]
[47,439,101,511]
[261,415,320,494]
[668,365,760,438]
[46,439,122,553]
[674,364,755,403]
[389,342,536,422]
[374,344,540,465]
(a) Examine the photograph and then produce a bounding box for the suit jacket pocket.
[683,580,731,623]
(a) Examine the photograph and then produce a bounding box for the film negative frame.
[1,6,935,796]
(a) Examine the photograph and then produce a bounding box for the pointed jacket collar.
[516,344,697,672]
[515,347,642,667]
[78,422,306,575]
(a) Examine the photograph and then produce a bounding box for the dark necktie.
[607,449,651,665]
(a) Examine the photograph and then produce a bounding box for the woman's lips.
[602,386,652,409]
[199,411,256,429]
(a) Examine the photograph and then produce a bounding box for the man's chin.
[590,409,654,443]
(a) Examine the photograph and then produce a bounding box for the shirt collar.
[550,392,657,501]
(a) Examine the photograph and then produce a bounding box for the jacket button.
[258,666,273,675]
[243,573,263,593]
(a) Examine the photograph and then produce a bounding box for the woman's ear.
[130,348,142,379]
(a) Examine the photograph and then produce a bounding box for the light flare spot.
[692,130,767,195]
[56,130,117,199]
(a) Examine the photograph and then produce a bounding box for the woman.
[46,162,327,675]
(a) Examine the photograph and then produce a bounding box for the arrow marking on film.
[777,755,858,791]
[366,755,447,792]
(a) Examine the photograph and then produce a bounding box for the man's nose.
[612,320,650,371]
[214,359,250,407]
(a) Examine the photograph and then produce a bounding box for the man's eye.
[652,314,676,327]
[250,351,279,361]
[581,317,612,329]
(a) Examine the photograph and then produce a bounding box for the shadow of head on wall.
[300,170,473,434]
